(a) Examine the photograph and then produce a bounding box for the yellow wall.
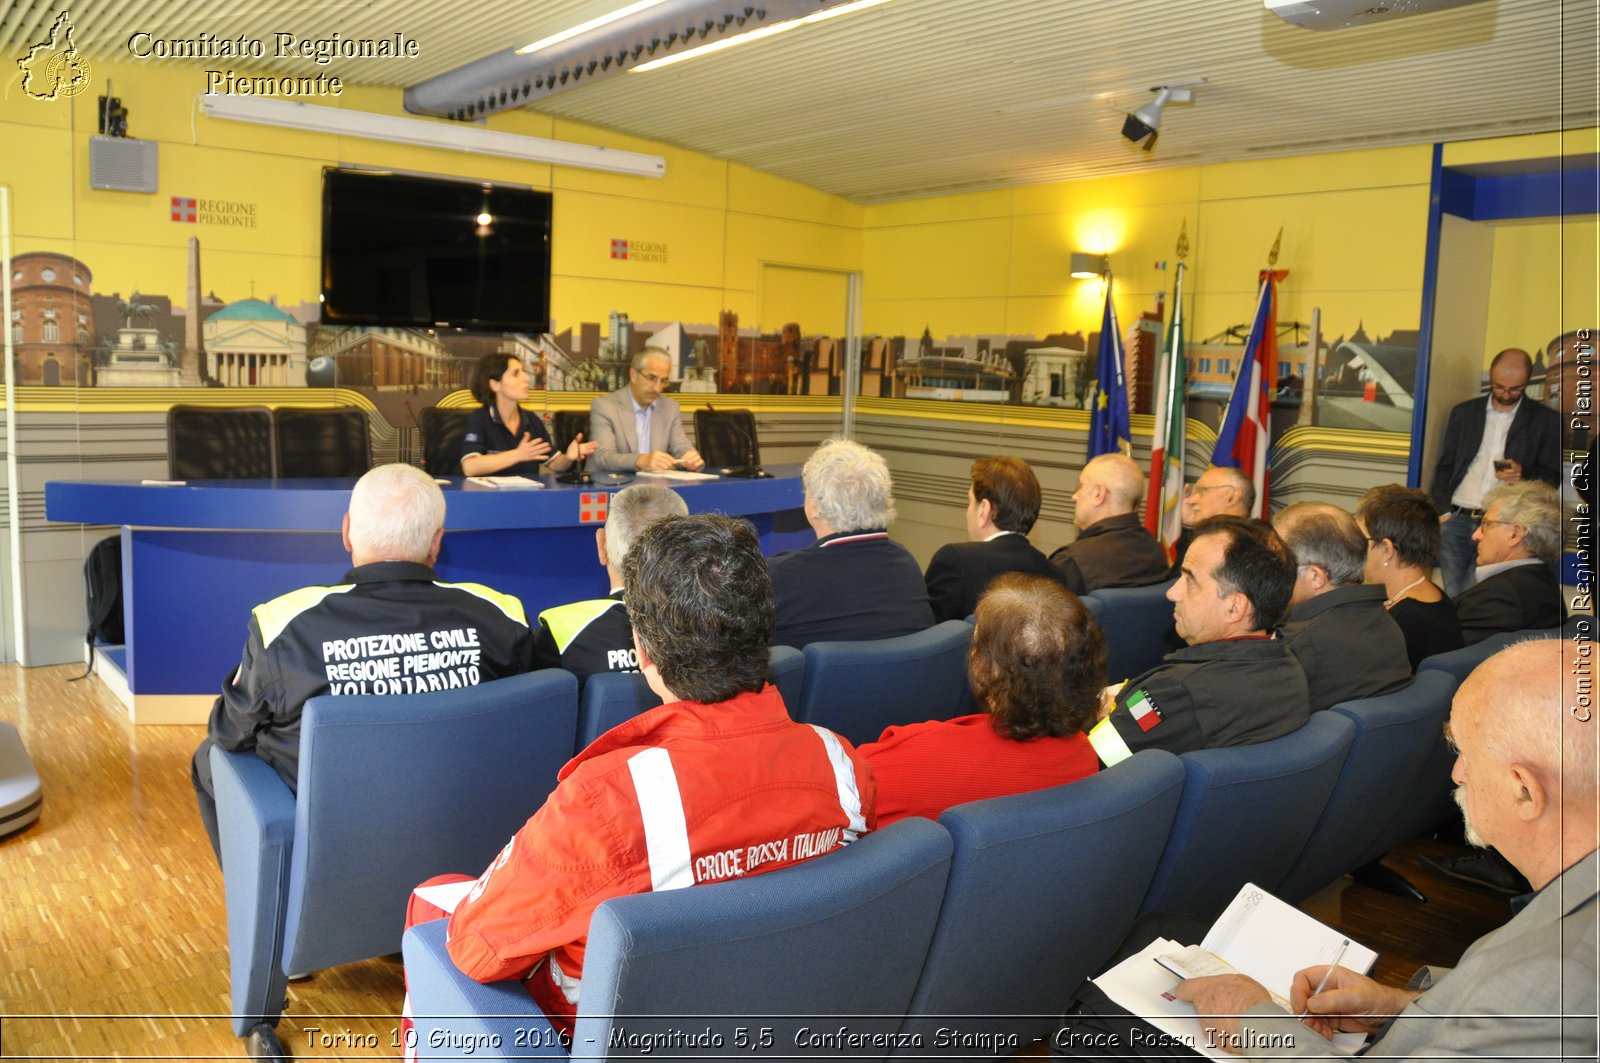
[862,145,1434,347]
[0,59,864,335]
[1482,217,1600,360]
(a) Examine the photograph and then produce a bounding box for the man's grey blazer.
[587,388,694,473]
[1238,848,1597,1060]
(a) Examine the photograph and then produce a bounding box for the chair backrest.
[1275,671,1456,903]
[797,620,973,747]
[574,817,953,1060]
[903,751,1186,1051]
[281,670,578,974]
[1087,581,1178,683]
[168,405,276,479]
[1139,710,1356,920]
[274,407,371,478]
[1416,631,1521,685]
[552,410,591,452]
[419,406,471,477]
[576,646,810,754]
[693,407,761,469]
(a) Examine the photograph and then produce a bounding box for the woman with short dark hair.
[1357,484,1463,669]
[857,574,1102,824]
[460,353,595,477]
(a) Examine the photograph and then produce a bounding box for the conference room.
[1,0,1594,1058]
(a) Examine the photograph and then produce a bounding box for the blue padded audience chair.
[796,620,973,747]
[1416,631,1522,686]
[902,751,1186,1053]
[403,817,954,1062]
[574,646,805,753]
[210,671,578,1052]
[1139,710,1355,921]
[1086,581,1178,684]
[1276,671,1456,903]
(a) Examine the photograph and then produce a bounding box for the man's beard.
[1454,786,1487,848]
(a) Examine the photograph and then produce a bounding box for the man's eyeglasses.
[634,371,670,385]
[1479,518,1522,531]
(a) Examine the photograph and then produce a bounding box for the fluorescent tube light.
[198,95,665,178]
[632,0,894,73]
[518,0,673,55]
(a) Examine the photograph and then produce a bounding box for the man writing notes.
[588,348,706,473]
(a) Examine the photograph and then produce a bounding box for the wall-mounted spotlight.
[1070,252,1109,279]
[1121,83,1198,152]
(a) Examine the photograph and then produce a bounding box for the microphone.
[555,416,595,485]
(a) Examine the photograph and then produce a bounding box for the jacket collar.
[343,560,439,584]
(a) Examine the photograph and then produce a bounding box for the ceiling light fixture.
[631,0,895,73]
[518,0,674,56]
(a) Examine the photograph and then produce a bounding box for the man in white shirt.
[1428,348,1561,596]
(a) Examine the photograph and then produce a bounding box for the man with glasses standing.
[589,347,706,473]
[1429,348,1561,596]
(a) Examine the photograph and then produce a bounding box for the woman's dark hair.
[1356,484,1442,570]
[970,573,1106,741]
[470,353,519,405]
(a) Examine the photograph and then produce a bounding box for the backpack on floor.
[77,535,124,679]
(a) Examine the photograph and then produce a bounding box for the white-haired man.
[768,439,934,649]
[532,484,688,684]
[190,464,536,859]
[1177,638,1596,1061]
[588,348,705,473]
[1454,480,1566,644]
[1049,453,1170,594]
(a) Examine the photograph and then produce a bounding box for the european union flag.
[1087,275,1131,458]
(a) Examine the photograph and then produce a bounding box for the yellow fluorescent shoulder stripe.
[539,599,620,653]
[254,585,354,648]
[437,582,530,627]
[1087,715,1134,768]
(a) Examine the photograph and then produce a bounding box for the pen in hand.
[1299,938,1350,1020]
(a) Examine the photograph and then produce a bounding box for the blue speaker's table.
[46,472,806,723]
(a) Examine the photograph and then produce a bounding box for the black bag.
[76,535,124,680]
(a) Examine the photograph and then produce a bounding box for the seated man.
[587,347,705,473]
[1177,638,1595,1061]
[1454,480,1566,644]
[1049,452,1171,595]
[190,464,536,860]
[422,515,876,1035]
[1086,516,1308,767]
[925,455,1073,622]
[1272,501,1411,712]
[768,439,934,649]
[1169,465,1253,576]
[532,484,688,685]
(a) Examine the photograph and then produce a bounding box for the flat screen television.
[320,168,552,332]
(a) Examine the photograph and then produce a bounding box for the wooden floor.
[1,662,1515,1060]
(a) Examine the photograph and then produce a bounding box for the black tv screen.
[320,169,552,332]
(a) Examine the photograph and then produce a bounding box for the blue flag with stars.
[1087,274,1131,458]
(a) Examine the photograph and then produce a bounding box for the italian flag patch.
[1126,688,1162,732]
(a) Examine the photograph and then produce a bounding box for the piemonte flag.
[1211,269,1285,519]
[1087,274,1132,459]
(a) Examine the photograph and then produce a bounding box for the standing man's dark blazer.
[924,533,1073,622]
[1455,562,1566,645]
[1429,396,1562,510]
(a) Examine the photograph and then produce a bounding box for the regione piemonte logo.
[17,10,91,101]
[171,197,197,223]
[610,239,630,260]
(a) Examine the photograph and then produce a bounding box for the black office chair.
[419,407,471,477]
[274,408,371,478]
[551,410,591,452]
[167,405,276,480]
[693,408,768,476]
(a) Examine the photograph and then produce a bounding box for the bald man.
[1178,638,1596,1060]
[1429,348,1562,596]
[1049,453,1171,595]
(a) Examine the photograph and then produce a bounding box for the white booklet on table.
[465,475,545,489]
[1093,882,1377,1059]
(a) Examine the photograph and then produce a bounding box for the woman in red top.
[858,573,1104,824]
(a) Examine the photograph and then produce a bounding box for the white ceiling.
[18,0,1599,202]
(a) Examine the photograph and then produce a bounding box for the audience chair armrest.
[402,920,558,1059]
